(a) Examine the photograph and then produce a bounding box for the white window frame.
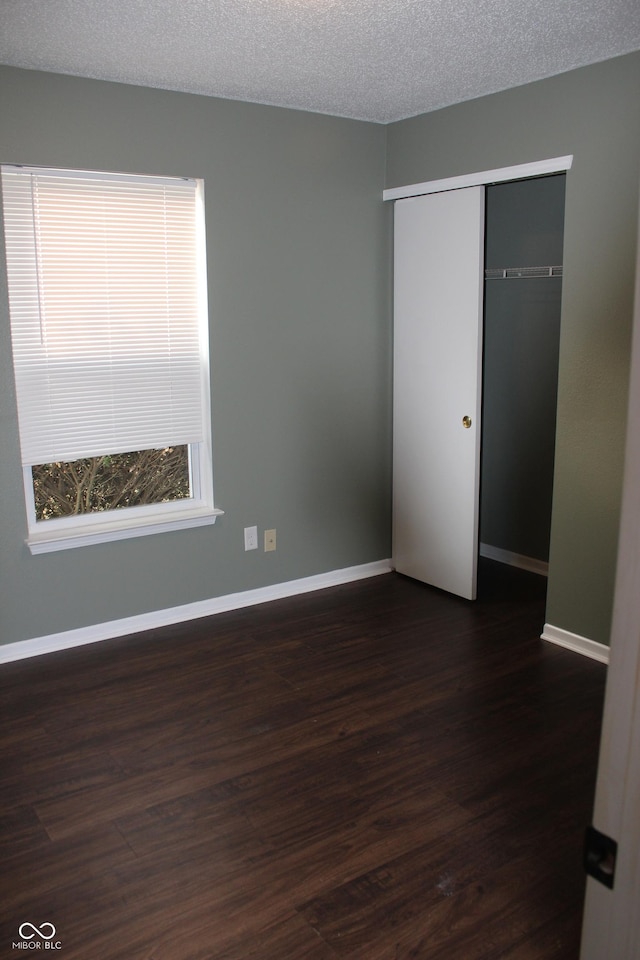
[2,165,222,554]
[23,440,221,555]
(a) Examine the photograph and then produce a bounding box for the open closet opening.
[477,173,566,606]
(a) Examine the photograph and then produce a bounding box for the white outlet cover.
[244,526,258,550]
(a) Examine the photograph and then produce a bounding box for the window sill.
[27,506,224,555]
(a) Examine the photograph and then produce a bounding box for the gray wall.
[480,175,565,562]
[2,53,639,650]
[387,52,640,645]
[0,66,391,645]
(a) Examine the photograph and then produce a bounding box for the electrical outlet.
[244,526,258,551]
[264,529,276,552]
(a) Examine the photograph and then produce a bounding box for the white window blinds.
[1,165,209,466]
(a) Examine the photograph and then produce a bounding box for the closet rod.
[485,265,563,279]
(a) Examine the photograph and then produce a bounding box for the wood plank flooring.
[0,561,606,959]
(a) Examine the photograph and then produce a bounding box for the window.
[1,164,221,553]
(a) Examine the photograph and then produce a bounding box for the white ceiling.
[1,0,639,124]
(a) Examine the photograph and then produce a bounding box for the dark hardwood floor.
[0,561,606,959]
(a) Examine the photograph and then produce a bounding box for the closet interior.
[479,173,566,578]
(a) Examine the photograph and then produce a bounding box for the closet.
[392,173,565,599]
[480,174,565,574]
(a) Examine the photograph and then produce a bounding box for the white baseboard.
[541,623,610,664]
[480,542,549,577]
[0,559,393,665]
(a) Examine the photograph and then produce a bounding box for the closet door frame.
[387,154,572,602]
[383,155,573,203]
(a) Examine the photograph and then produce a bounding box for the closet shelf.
[485,265,563,280]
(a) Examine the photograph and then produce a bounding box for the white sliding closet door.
[393,186,485,600]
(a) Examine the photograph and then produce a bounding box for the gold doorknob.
[462,415,472,429]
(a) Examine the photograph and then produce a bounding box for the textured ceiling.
[1,0,639,123]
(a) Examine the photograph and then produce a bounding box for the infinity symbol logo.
[18,922,56,940]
